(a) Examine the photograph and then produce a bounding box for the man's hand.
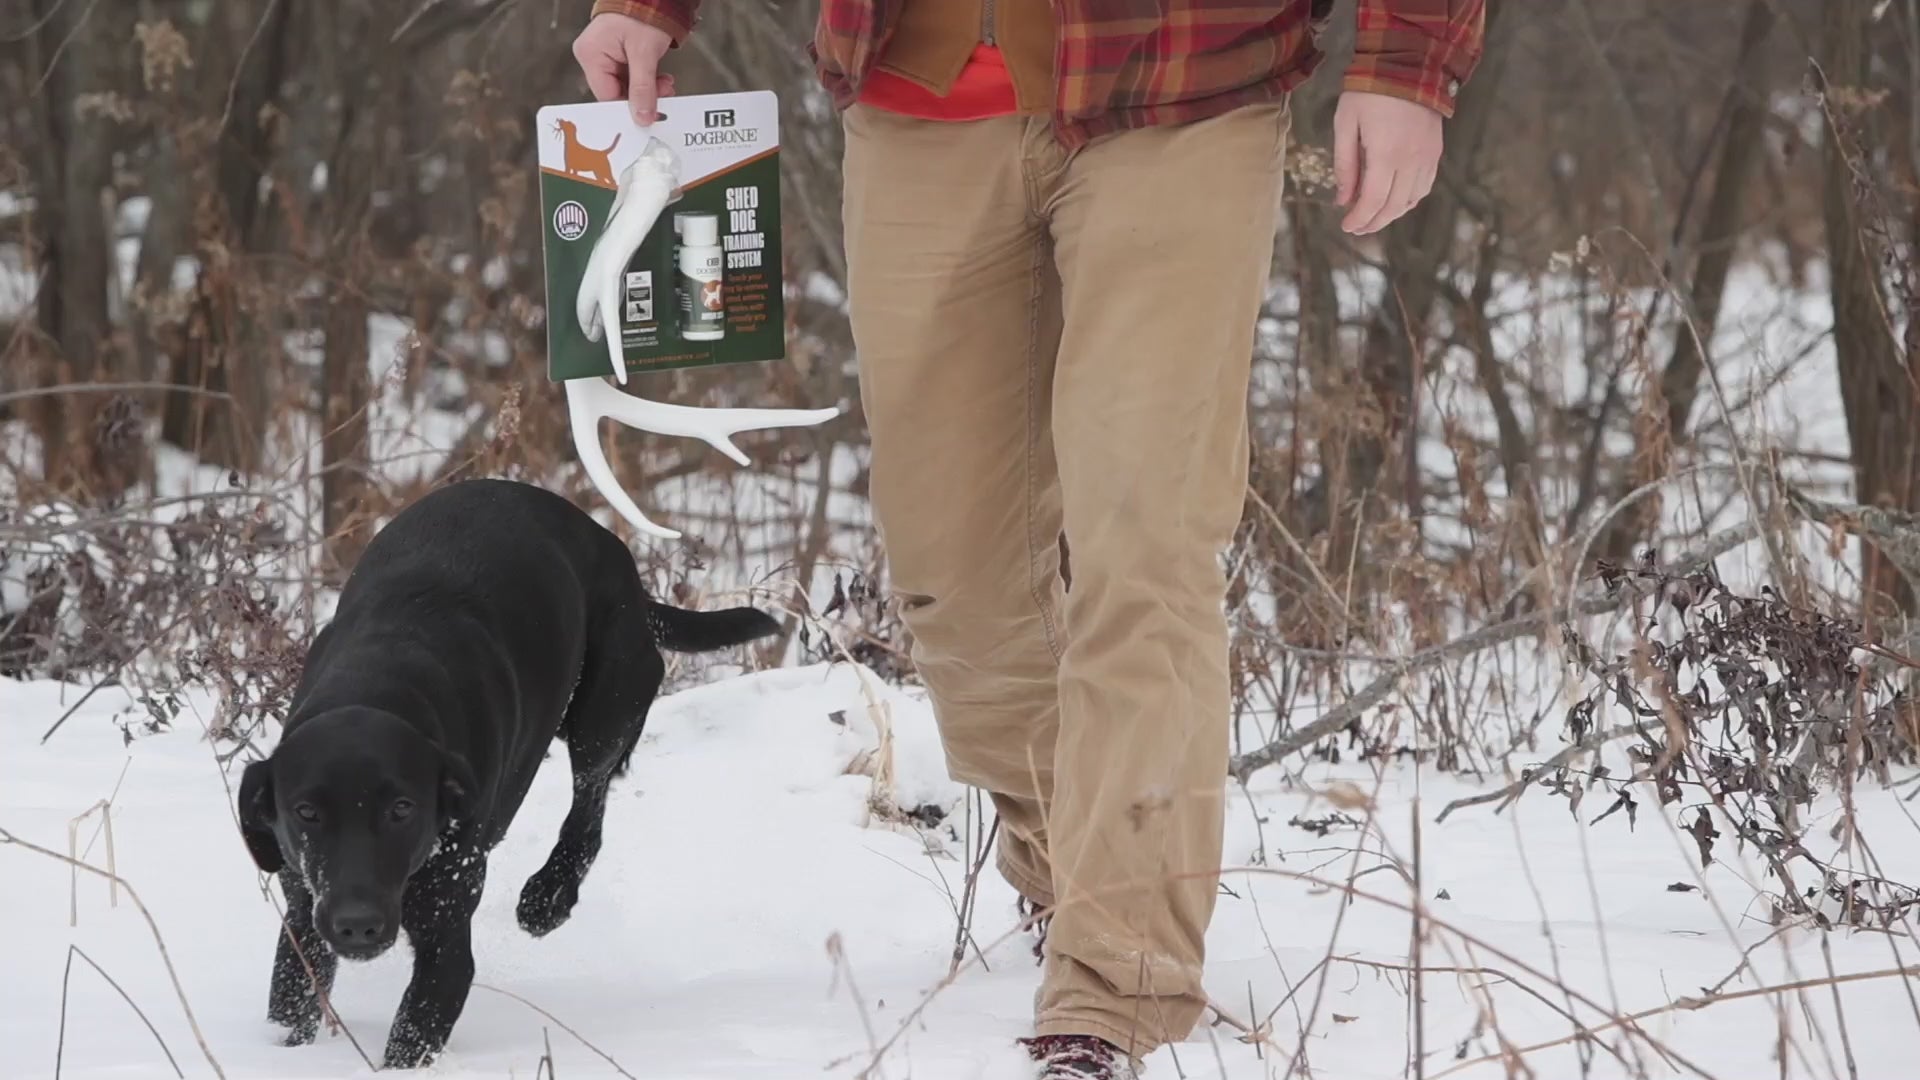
[1333,91,1444,235]
[573,13,678,125]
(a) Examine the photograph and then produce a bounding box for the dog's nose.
[329,905,388,944]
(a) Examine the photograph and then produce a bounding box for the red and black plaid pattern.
[591,0,1483,145]
[1348,0,1484,109]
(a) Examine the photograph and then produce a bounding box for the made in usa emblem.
[553,200,589,241]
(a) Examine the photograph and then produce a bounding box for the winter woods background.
[6,0,1912,746]
[11,2,1920,1076]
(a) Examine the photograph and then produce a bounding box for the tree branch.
[1228,521,1761,782]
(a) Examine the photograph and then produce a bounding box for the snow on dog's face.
[237,707,472,961]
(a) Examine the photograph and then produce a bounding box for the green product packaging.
[536,90,783,382]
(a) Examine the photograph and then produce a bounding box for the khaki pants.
[842,100,1288,1056]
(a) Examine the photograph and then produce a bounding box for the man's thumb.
[625,41,660,124]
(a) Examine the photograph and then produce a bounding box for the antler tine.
[567,378,678,539]
[566,376,839,539]
[587,378,838,464]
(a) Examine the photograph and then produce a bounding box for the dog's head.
[237,707,474,961]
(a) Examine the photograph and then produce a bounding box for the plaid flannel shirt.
[590,0,1485,147]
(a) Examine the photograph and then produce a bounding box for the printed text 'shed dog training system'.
[235,479,781,1069]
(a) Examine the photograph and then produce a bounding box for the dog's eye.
[294,804,319,823]
[390,799,416,822]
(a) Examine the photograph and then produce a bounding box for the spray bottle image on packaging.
[676,211,725,342]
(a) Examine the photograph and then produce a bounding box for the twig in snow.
[1229,520,1761,782]
[0,826,226,1079]
[829,933,889,1080]
[1432,964,1920,1079]
[532,1028,559,1080]
[470,981,638,1079]
[1434,723,1649,823]
[55,945,185,1079]
[1331,954,1637,1073]
[948,796,998,977]
[67,798,118,924]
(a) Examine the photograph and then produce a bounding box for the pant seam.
[1022,139,1064,664]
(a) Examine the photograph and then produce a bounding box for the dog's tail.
[605,131,622,154]
[648,600,781,653]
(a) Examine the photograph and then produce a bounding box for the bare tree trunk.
[1594,0,1776,563]
[1658,0,1776,439]
[317,124,377,579]
[1457,226,1540,556]
[24,0,130,495]
[314,2,392,576]
[1823,0,1920,617]
[160,0,295,471]
[132,129,187,386]
[321,273,373,577]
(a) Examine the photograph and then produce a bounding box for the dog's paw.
[269,1010,319,1047]
[267,996,318,1044]
[382,1040,439,1070]
[515,871,580,937]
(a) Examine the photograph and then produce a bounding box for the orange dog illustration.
[700,279,724,311]
[555,118,621,185]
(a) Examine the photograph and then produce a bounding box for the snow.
[7,652,1920,1080]
[2,664,993,1080]
[0,241,30,321]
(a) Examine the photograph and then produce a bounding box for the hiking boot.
[1020,1035,1142,1079]
[1016,895,1050,964]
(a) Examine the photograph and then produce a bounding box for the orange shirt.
[857,44,1019,122]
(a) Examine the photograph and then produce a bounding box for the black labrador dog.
[236,478,779,1068]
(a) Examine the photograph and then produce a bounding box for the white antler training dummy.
[577,139,677,387]
[567,135,837,540]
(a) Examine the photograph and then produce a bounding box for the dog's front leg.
[267,869,337,1046]
[383,846,487,1069]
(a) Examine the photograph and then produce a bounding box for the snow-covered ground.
[6,174,1918,1079]
[7,282,1920,1077]
[6,656,1920,1080]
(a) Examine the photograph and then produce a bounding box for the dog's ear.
[438,750,476,830]
[237,758,284,874]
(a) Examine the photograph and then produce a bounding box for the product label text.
[724,185,764,270]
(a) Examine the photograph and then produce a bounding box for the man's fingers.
[1342,154,1395,233]
[1363,168,1416,235]
[572,45,668,123]
[572,16,678,121]
[1398,166,1435,223]
[581,62,625,104]
[1333,105,1360,207]
[1356,166,1405,235]
[573,35,627,103]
